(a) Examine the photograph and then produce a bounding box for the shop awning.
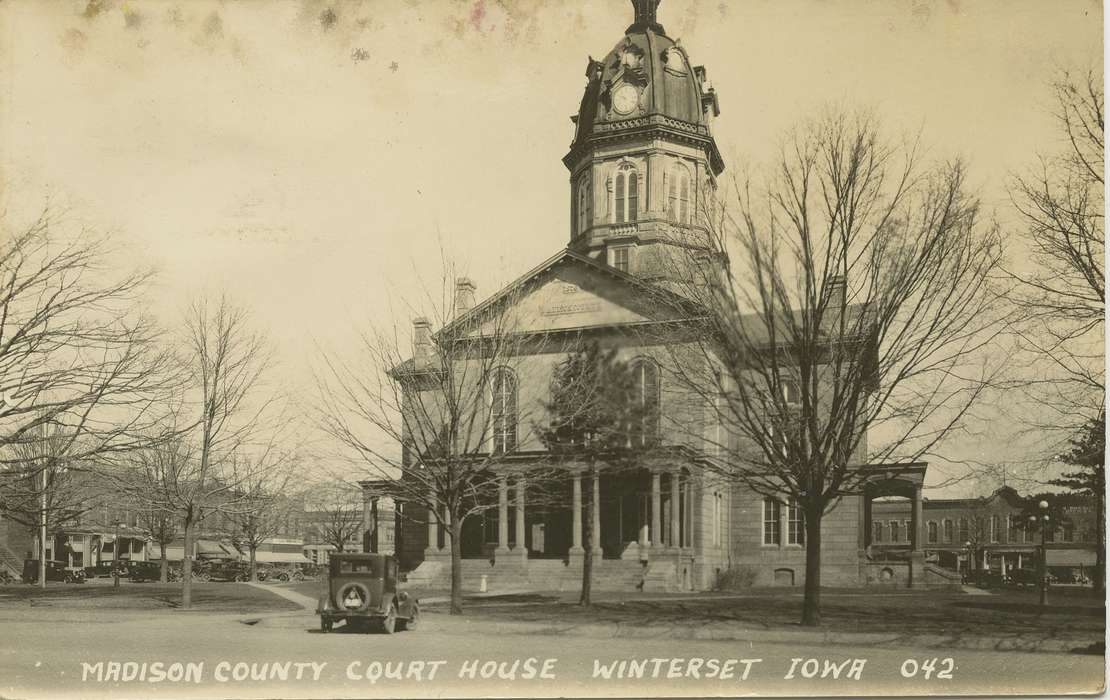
[196,540,239,560]
[254,551,313,564]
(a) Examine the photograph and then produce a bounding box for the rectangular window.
[1063,522,1074,542]
[612,246,630,273]
[890,521,900,543]
[872,521,883,543]
[787,499,804,546]
[1044,526,1055,543]
[958,519,969,542]
[927,521,938,544]
[990,515,1000,543]
[762,498,780,546]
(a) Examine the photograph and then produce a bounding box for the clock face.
[612,84,638,115]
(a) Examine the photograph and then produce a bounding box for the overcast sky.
[0,0,1102,495]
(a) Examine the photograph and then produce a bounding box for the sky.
[0,0,1103,496]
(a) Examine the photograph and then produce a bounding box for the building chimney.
[412,317,433,368]
[454,277,476,317]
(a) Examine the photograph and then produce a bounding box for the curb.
[416,614,1097,654]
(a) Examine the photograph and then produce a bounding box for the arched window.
[927,521,938,544]
[614,162,639,224]
[958,518,969,542]
[576,176,591,236]
[943,519,953,543]
[630,359,659,447]
[667,163,692,223]
[491,368,517,453]
[990,515,1000,543]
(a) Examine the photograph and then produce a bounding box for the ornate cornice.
[565,114,724,174]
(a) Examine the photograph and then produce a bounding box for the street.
[0,606,1102,698]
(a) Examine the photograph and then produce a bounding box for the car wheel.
[194,572,210,583]
[320,617,332,633]
[379,603,397,634]
[397,605,418,632]
[277,572,289,582]
[235,573,247,583]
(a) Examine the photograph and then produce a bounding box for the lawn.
[441,586,1105,645]
[0,581,301,614]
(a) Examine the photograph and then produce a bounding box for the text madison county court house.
[361,0,1097,593]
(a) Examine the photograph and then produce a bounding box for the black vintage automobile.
[128,561,163,582]
[316,553,418,634]
[22,559,86,584]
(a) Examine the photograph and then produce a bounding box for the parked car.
[1008,568,1040,587]
[316,553,418,634]
[128,561,163,582]
[22,559,86,584]
[203,560,255,582]
[964,569,1004,589]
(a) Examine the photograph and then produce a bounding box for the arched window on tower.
[613,162,639,224]
[667,163,692,223]
[491,368,517,454]
[576,176,591,236]
[630,358,660,447]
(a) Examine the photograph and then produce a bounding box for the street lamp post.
[1029,500,1049,607]
[113,520,122,589]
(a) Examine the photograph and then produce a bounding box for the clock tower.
[564,0,723,279]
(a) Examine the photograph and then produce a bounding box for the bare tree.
[161,295,276,608]
[1006,68,1104,437]
[307,482,364,554]
[225,448,296,581]
[0,210,179,472]
[659,110,1004,625]
[315,265,556,614]
[0,212,181,582]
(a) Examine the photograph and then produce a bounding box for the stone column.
[496,476,509,556]
[670,471,681,550]
[570,472,583,555]
[361,491,373,553]
[908,483,926,588]
[591,471,602,556]
[1017,552,1023,569]
[651,471,662,548]
[515,478,527,560]
[370,497,380,554]
[425,495,439,556]
[912,485,924,552]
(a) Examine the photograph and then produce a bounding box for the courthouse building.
[378,1,959,592]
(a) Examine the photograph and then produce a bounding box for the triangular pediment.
[451,249,697,338]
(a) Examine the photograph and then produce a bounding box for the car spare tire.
[335,582,372,612]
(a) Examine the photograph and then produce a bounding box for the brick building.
[371,1,958,593]
[871,487,1099,577]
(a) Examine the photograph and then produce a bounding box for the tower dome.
[565,0,722,175]
[563,1,724,279]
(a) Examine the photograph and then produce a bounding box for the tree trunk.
[159,542,168,583]
[580,481,593,607]
[1095,487,1105,597]
[182,515,194,609]
[448,516,463,615]
[801,505,822,626]
[249,546,258,582]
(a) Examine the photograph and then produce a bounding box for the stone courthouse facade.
[385,1,956,592]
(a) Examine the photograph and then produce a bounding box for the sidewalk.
[248,607,1099,655]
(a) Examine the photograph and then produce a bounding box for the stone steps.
[404,556,682,592]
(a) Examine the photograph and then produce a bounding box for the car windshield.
[337,558,383,576]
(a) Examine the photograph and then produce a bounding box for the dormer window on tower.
[576,176,592,237]
[613,162,639,224]
[666,162,692,223]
